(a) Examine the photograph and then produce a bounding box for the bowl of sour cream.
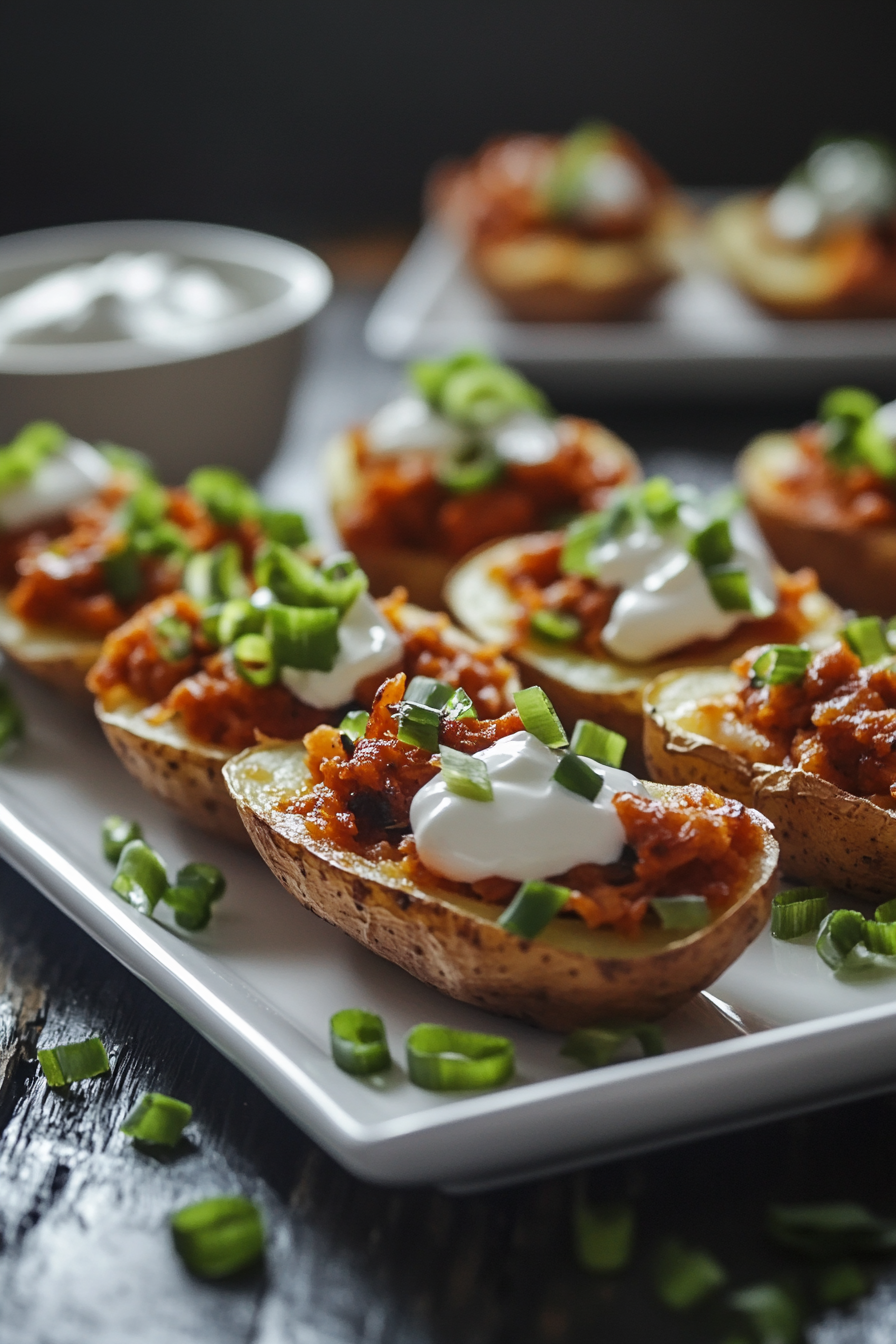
[0,220,332,480]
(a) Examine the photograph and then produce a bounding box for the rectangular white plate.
[6,668,896,1191]
[365,221,896,397]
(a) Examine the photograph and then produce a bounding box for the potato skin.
[225,744,778,1030]
[0,597,100,698]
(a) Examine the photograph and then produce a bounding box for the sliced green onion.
[101,815,143,864]
[152,615,193,663]
[864,918,896,954]
[545,121,613,216]
[573,1196,635,1273]
[437,444,505,494]
[439,743,493,801]
[217,598,264,646]
[854,418,896,479]
[200,602,224,647]
[396,700,440,753]
[443,687,477,721]
[651,895,710,930]
[410,349,496,407]
[653,1238,727,1310]
[438,362,546,429]
[319,551,359,581]
[260,508,308,547]
[0,681,24,753]
[123,477,168,532]
[552,751,603,802]
[120,1092,192,1146]
[0,420,67,493]
[513,686,568,749]
[184,542,248,605]
[170,1196,264,1279]
[640,475,680,528]
[559,511,604,577]
[530,609,582,643]
[406,1024,514,1091]
[99,441,155,478]
[404,675,454,709]
[232,633,278,687]
[38,1036,110,1087]
[771,887,829,939]
[102,542,144,604]
[255,543,366,614]
[187,467,259,525]
[874,898,896,923]
[750,644,812,688]
[570,719,626,768]
[843,615,890,665]
[561,1023,665,1068]
[176,861,226,904]
[330,1009,391,1075]
[131,519,190,559]
[690,517,734,568]
[816,908,867,969]
[817,1261,870,1306]
[163,885,212,931]
[339,709,369,743]
[728,1284,802,1344]
[768,1201,896,1256]
[705,564,753,612]
[112,839,169,915]
[265,603,340,672]
[820,386,880,424]
[497,881,570,938]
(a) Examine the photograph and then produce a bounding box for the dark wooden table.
[1,290,894,1344]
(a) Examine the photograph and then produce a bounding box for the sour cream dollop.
[279,590,402,710]
[409,730,648,885]
[0,438,113,531]
[365,396,466,456]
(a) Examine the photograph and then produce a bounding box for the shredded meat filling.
[764,423,896,529]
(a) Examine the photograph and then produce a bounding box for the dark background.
[4,0,896,244]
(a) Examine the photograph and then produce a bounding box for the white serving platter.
[365,222,896,398]
[6,668,896,1191]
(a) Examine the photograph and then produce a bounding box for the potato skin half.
[0,597,100,698]
[224,744,778,1031]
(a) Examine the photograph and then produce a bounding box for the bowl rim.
[0,219,333,374]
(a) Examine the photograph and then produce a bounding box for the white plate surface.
[366,222,896,397]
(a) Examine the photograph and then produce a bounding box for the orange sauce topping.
[769,423,896,529]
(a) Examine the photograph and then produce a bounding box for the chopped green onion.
[0,420,67,493]
[750,644,812,688]
[552,751,603,802]
[254,543,366,614]
[410,349,496,407]
[437,444,505,494]
[816,908,867,969]
[406,1024,514,1091]
[854,418,896,479]
[130,519,190,559]
[339,709,369,742]
[816,1260,870,1306]
[864,918,896,954]
[101,815,143,864]
[690,518,734,568]
[653,1238,727,1310]
[650,895,710,930]
[559,511,604,577]
[102,542,144,604]
[163,885,212,931]
[200,602,224,646]
[875,897,896,923]
[259,508,308,547]
[497,880,570,938]
[184,542,248,605]
[771,888,829,939]
[404,675,454,709]
[112,839,169,915]
[705,564,753,612]
[0,681,24,753]
[122,477,167,532]
[170,1196,264,1279]
[820,386,880,424]
[843,615,890,665]
[330,1009,391,1075]
[320,551,359,581]
[439,744,493,801]
[99,442,155,478]
[176,861,226,904]
[573,1196,635,1273]
[38,1036,110,1087]
[265,603,340,672]
[217,598,264,646]
[513,686,568,749]
[438,362,547,429]
[530,609,582,643]
[768,1201,896,1257]
[232,633,278,687]
[152,615,193,663]
[570,718,626,768]
[640,475,680,528]
[545,121,613,216]
[443,687,477,720]
[561,1023,665,1068]
[396,701,440,753]
[187,467,259,525]
[120,1092,192,1146]
[728,1284,802,1344]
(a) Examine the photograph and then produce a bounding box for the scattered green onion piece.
[865,918,896,954]
[0,681,25,753]
[573,1196,635,1273]
[559,511,604,577]
[653,1238,727,1310]
[816,908,867,969]
[443,687,477,721]
[650,895,710,931]
[330,1009,391,1075]
[152,615,193,663]
[254,543,366,613]
[130,519,190,559]
[265,603,340,672]
[170,1196,264,1279]
[319,551,359,580]
[184,542,248,605]
[561,1023,665,1069]
[187,467,259,525]
[200,602,224,646]
[259,508,308,547]
[410,349,496,407]
[570,718,626,768]
[768,1201,896,1257]
[513,686,568,749]
[99,442,155,478]
[396,701,440,753]
[101,815,143,864]
[438,362,547,429]
[552,751,603,802]
[406,1024,514,1091]
[217,598,264,646]
[843,615,890,665]
[640,475,680,528]
[497,881,570,939]
[816,1261,870,1306]
[439,743,493,802]
[122,477,167,532]
[750,644,812,688]
[404,675,454,709]
[120,1092,192,1146]
[0,420,67,493]
[437,444,505,494]
[771,887,829,940]
[38,1036,110,1087]
[102,542,144,604]
[176,861,226,904]
[339,709,369,743]
[705,564,753,612]
[690,517,734,568]
[163,885,212,931]
[875,897,896,923]
[820,386,880,425]
[728,1284,802,1344]
[530,609,582,644]
[112,839,169,915]
[854,418,896,479]
[232,633,278,687]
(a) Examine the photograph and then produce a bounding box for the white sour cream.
[410,730,648,885]
[874,398,896,442]
[0,438,113,531]
[365,396,466,456]
[279,590,402,710]
[491,412,560,465]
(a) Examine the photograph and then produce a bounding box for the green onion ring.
[406,1024,514,1091]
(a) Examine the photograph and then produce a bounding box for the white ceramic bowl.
[0,220,332,480]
